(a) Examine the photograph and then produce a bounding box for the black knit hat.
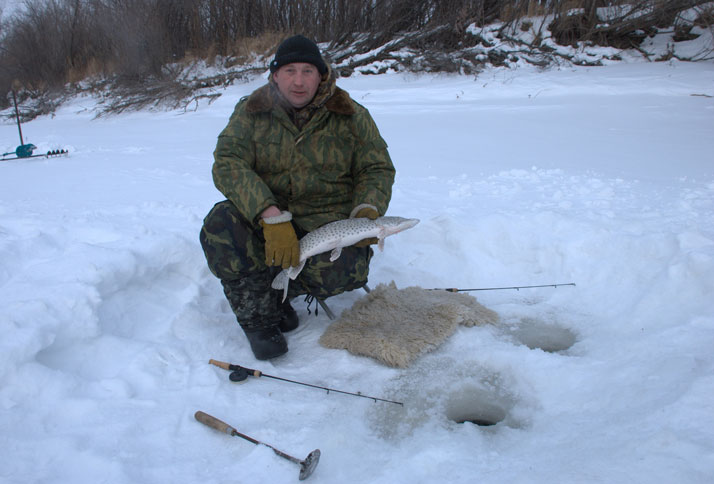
[270,35,327,75]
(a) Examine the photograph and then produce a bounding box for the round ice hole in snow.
[445,386,508,427]
[509,319,577,353]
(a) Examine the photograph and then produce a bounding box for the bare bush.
[1,0,712,116]
[548,0,711,49]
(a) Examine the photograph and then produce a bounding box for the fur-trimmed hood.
[245,83,356,116]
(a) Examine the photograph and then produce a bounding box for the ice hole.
[508,318,577,353]
[445,386,509,427]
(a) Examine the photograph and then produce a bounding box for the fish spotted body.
[271,216,420,301]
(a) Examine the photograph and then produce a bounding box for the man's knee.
[199,200,265,279]
[201,200,245,238]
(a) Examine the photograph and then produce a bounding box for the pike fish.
[271,216,420,301]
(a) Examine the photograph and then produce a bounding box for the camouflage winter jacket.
[212,81,395,232]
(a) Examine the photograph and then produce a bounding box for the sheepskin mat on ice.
[318,282,500,368]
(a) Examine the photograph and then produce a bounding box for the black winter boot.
[279,300,299,332]
[221,275,289,360]
[243,325,288,360]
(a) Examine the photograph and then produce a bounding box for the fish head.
[376,216,420,236]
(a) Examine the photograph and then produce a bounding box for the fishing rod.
[432,282,576,292]
[209,359,403,406]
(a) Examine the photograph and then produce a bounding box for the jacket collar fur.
[245,83,355,116]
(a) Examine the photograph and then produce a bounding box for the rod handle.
[208,359,231,370]
[195,411,237,436]
[209,359,262,377]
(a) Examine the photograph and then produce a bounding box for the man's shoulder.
[244,84,273,114]
[218,86,268,137]
[221,84,272,131]
[325,87,359,116]
[327,87,381,122]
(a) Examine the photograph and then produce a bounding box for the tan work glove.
[351,204,380,248]
[259,211,300,269]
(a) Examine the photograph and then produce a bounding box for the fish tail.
[271,261,306,302]
[287,260,306,281]
[271,270,290,302]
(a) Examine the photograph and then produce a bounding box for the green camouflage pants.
[199,200,372,323]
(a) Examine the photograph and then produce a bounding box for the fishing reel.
[229,367,250,382]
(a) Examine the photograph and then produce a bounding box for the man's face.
[273,62,322,109]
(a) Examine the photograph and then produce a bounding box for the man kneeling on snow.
[199,35,395,360]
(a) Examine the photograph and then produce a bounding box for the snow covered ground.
[2,59,714,483]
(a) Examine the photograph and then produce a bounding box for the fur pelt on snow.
[318,282,500,368]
